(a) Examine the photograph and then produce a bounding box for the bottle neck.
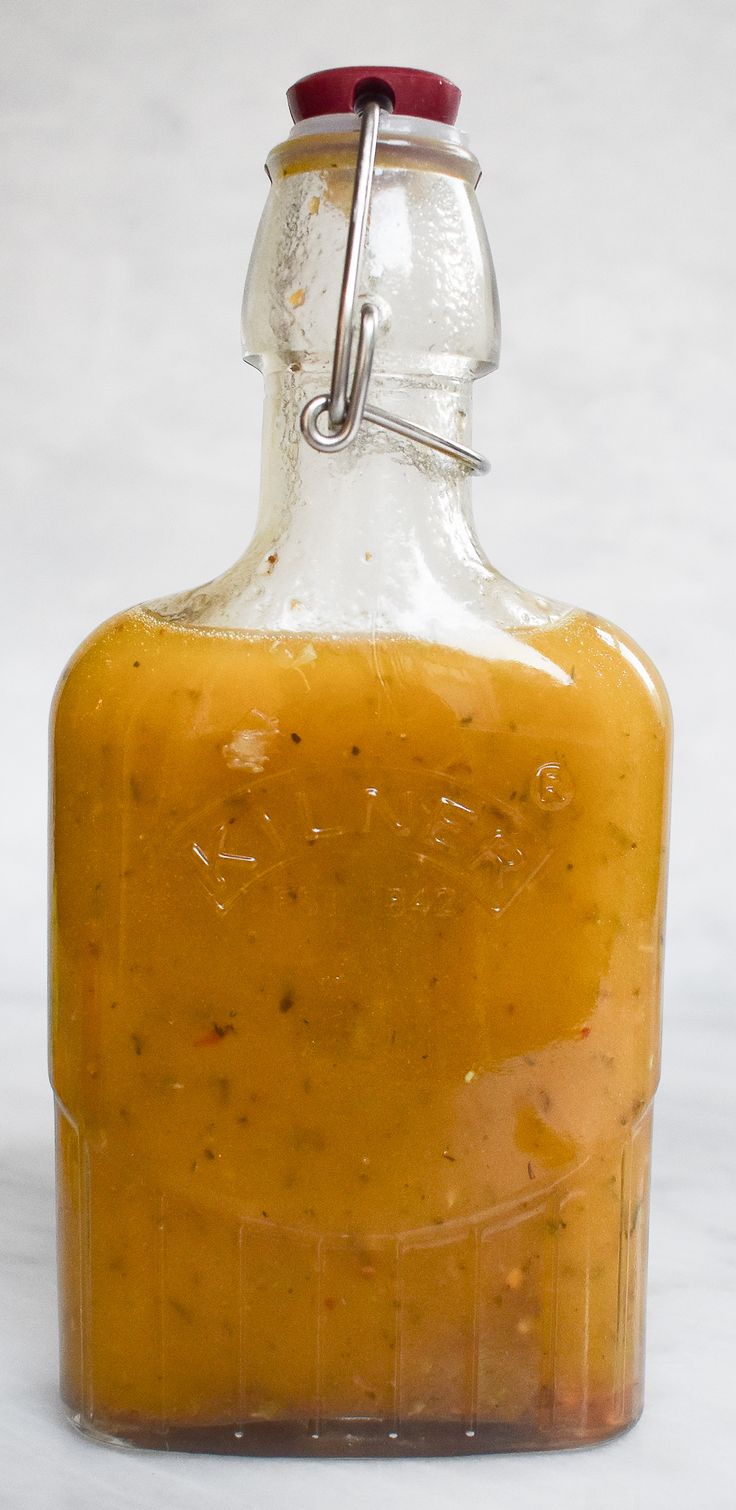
[149,123,568,646]
[150,352,564,647]
[250,362,487,631]
[231,119,501,633]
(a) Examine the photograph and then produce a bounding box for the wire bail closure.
[300,97,489,475]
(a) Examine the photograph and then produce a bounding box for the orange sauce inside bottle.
[51,606,669,1451]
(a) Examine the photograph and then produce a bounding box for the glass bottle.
[50,66,671,1455]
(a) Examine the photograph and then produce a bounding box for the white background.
[2,2,735,1507]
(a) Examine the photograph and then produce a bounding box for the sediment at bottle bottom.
[64,1399,641,1456]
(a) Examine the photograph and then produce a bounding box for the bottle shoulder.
[146,539,574,644]
[51,610,163,734]
[516,606,671,744]
[52,598,670,746]
[550,609,669,720]
[143,546,668,742]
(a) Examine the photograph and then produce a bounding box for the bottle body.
[51,604,669,1452]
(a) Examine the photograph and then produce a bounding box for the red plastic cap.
[287,66,461,126]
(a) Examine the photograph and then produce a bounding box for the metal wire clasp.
[300,97,489,475]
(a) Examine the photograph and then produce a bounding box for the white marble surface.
[1,997,732,1509]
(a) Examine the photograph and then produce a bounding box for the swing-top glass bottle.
[50,66,671,1454]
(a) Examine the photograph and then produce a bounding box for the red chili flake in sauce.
[193,1023,236,1048]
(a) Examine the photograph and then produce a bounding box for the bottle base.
[64,1403,642,1457]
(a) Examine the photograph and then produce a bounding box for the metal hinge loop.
[300,98,489,475]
